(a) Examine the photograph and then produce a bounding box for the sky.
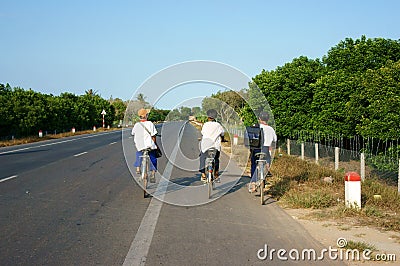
[1,0,399,109]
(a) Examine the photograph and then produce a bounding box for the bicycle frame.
[255,152,267,205]
[205,148,217,198]
[140,149,150,198]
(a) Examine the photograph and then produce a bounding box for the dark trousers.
[199,150,220,173]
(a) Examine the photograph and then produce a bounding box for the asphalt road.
[0,124,345,265]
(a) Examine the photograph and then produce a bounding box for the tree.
[202,90,245,126]
[110,98,127,124]
[323,36,400,73]
[310,70,361,137]
[253,56,325,137]
[349,61,400,139]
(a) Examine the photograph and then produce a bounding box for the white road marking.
[0,175,18,183]
[109,142,117,145]
[123,122,186,266]
[0,131,118,156]
[74,152,88,157]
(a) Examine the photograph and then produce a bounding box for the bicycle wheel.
[259,162,265,205]
[208,172,213,199]
[141,157,148,198]
[260,179,264,205]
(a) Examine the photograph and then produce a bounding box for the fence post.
[360,153,365,182]
[287,139,291,155]
[315,143,319,164]
[301,142,304,160]
[398,159,400,194]
[335,147,340,170]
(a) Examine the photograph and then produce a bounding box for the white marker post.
[101,109,106,128]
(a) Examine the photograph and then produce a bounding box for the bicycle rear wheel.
[141,158,148,198]
[208,172,213,199]
[260,179,264,205]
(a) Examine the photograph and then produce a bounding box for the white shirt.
[260,123,277,147]
[131,120,157,151]
[200,121,224,153]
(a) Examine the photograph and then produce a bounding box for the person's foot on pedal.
[201,173,207,182]
[248,182,257,193]
[136,167,140,174]
[150,171,156,183]
[266,171,273,177]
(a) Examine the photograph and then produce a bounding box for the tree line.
[204,36,399,144]
[253,35,400,141]
[0,84,125,138]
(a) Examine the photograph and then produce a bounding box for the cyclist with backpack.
[248,111,277,193]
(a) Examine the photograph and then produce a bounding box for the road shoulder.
[283,208,400,265]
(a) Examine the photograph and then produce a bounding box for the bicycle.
[140,148,151,198]
[253,152,268,205]
[205,147,218,199]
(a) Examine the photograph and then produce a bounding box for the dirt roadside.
[284,208,400,265]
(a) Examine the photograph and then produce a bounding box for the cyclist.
[249,111,277,192]
[131,108,158,183]
[199,109,225,182]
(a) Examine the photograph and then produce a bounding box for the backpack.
[244,125,263,149]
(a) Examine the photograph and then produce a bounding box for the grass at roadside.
[269,153,400,232]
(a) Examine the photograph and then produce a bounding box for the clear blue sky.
[1,0,399,109]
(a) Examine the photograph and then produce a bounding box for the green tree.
[253,56,325,137]
[349,61,400,139]
[323,36,400,73]
[310,70,362,137]
[110,98,127,124]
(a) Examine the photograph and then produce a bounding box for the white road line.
[74,152,88,157]
[0,175,18,183]
[0,131,118,155]
[123,122,186,266]
[109,142,117,145]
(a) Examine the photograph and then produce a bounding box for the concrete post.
[335,147,340,170]
[360,153,365,182]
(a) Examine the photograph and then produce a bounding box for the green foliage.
[0,85,116,138]
[251,36,400,143]
[253,56,325,137]
[350,61,400,139]
[323,35,400,73]
[148,108,169,122]
[110,98,127,123]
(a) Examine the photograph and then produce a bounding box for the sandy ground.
[283,208,400,265]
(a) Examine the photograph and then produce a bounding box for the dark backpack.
[244,125,263,149]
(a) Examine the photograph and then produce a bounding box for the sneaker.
[150,171,156,183]
[201,173,207,182]
[266,171,273,177]
[136,167,141,175]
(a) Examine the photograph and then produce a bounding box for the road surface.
[0,123,345,265]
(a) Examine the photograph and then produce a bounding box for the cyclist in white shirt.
[249,111,277,192]
[131,108,158,182]
[199,109,224,182]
